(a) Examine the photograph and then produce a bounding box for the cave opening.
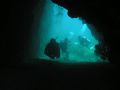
[34,0,108,63]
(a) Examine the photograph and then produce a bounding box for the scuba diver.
[95,43,109,60]
[44,38,60,59]
[60,38,69,59]
[78,35,91,48]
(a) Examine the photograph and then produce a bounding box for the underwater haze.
[35,0,106,63]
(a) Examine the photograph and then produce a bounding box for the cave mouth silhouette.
[35,0,109,64]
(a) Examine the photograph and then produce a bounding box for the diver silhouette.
[44,38,60,59]
[78,35,91,48]
[60,38,69,59]
[95,43,109,60]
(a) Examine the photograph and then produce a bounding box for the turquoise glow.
[37,0,106,63]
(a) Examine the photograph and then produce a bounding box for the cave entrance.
[37,0,106,63]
